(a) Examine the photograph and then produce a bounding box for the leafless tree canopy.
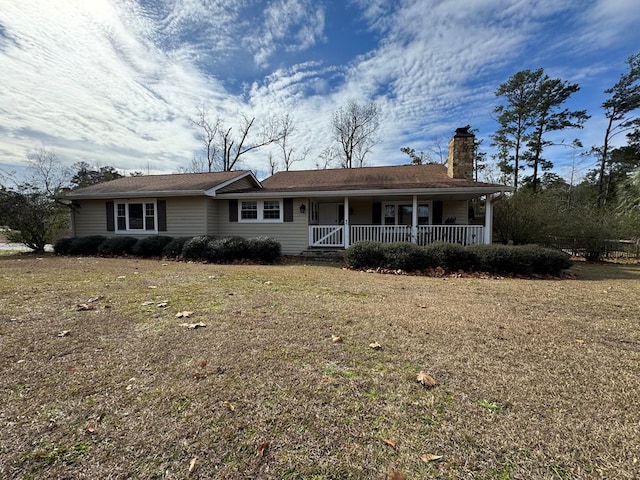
[191,107,287,172]
[331,101,380,168]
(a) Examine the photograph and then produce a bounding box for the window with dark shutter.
[283,198,293,222]
[229,199,238,222]
[106,201,115,231]
[157,200,167,231]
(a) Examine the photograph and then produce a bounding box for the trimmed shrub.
[214,236,251,262]
[467,244,571,276]
[247,237,281,263]
[345,241,387,269]
[517,245,572,275]
[425,242,476,272]
[181,236,211,260]
[131,236,173,258]
[383,242,430,271]
[68,235,107,255]
[53,237,74,255]
[163,237,191,258]
[97,236,138,256]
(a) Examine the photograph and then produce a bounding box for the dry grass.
[1,254,639,479]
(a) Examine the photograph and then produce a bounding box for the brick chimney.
[447,126,474,180]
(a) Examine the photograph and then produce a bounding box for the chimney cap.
[454,125,474,137]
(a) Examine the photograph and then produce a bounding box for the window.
[383,203,431,225]
[263,200,280,219]
[238,200,282,222]
[241,201,258,220]
[384,205,395,225]
[115,201,157,232]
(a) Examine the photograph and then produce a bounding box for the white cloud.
[0,0,638,180]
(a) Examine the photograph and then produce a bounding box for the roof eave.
[65,190,207,200]
[216,186,514,198]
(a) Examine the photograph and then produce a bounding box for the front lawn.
[1,256,638,479]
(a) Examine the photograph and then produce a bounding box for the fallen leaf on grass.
[180,322,207,329]
[157,302,168,308]
[369,341,382,350]
[331,335,343,343]
[85,424,97,434]
[57,330,71,337]
[382,438,397,449]
[416,371,438,388]
[222,401,235,411]
[421,453,443,462]
[256,441,269,457]
[188,456,198,474]
[198,360,208,368]
[176,311,194,318]
[387,471,406,480]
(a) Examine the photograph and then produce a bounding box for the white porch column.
[411,195,418,243]
[344,196,350,248]
[483,194,493,244]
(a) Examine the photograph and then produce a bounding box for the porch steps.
[298,248,346,263]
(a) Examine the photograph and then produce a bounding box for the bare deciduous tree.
[191,108,286,172]
[331,101,380,168]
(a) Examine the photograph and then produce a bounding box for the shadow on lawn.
[570,260,640,281]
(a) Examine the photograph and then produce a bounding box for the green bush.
[163,237,191,258]
[53,237,74,255]
[212,236,251,262]
[181,236,211,260]
[383,242,430,271]
[425,242,476,271]
[97,236,138,256]
[131,236,173,258]
[247,237,281,263]
[468,244,571,276]
[68,235,107,255]
[344,241,387,269]
[517,245,572,275]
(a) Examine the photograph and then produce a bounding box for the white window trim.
[115,199,159,233]
[382,201,432,226]
[238,199,284,223]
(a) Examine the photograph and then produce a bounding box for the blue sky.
[1,0,639,182]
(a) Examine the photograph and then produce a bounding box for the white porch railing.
[351,225,411,244]
[309,225,485,247]
[309,225,344,247]
[416,225,484,246]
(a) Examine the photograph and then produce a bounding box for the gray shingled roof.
[66,171,251,198]
[260,164,503,192]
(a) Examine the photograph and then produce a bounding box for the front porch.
[309,224,485,248]
[305,193,497,249]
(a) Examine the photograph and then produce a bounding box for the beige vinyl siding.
[213,200,308,255]
[73,200,111,236]
[443,200,469,224]
[72,197,209,238]
[164,197,208,237]
[206,198,218,236]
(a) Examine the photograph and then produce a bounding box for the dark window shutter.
[229,199,238,222]
[106,201,115,231]
[372,202,382,225]
[283,198,293,222]
[433,201,443,224]
[157,200,167,231]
